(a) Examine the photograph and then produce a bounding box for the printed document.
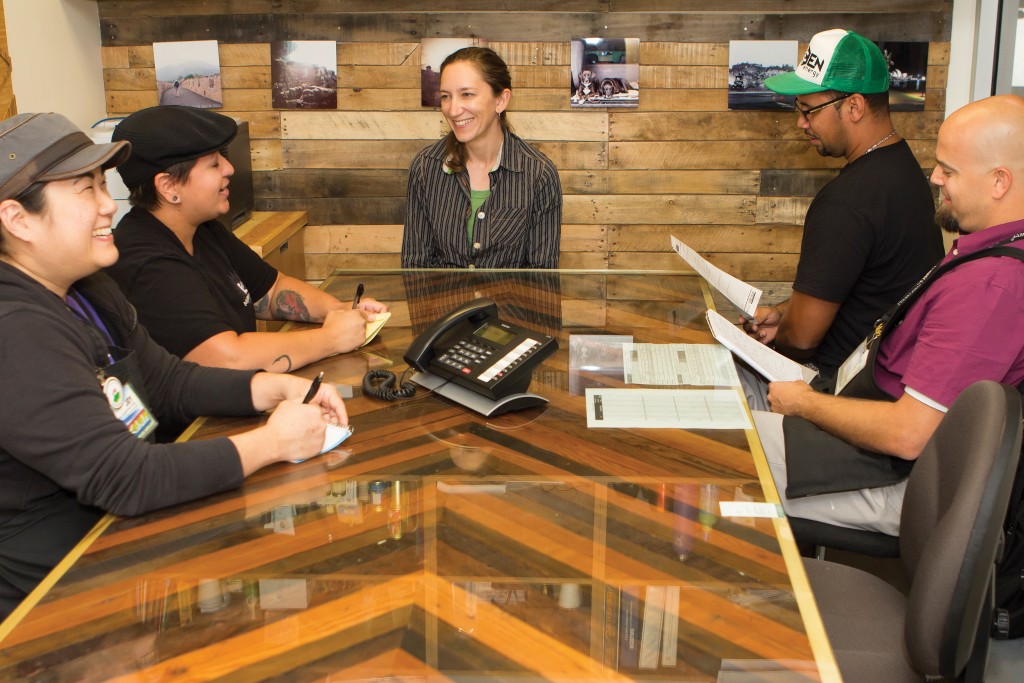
[585,388,752,430]
[705,309,817,383]
[670,235,761,318]
[622,343,739,386]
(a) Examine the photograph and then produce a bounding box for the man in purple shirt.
[754,94,1024,535]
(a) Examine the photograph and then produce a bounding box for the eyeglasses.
[795,93,852,119]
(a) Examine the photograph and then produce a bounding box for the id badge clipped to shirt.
[834,338,870,395]
[99,347,158,441]
[103,375,158,440]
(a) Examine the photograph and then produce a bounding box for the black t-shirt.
[794,140,944,376]
[107,207,278,358]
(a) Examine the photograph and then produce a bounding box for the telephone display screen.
[474,321,516,346]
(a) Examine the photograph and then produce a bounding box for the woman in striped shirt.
[402,47,562,269]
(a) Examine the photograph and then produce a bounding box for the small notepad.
[361,312,391,347]
[290,424,353,463]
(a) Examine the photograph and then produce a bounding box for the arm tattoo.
[272,354,293,373]
[274,289,314,322]
[253,293,271,316]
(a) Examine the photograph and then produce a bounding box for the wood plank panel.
[305,223,608,256]
[304,224,403,254]
[301,0,610,10]
[106,90,158,114]
[639,89,728,111]
[756,196,814,225]
[338,64,420,89]
[640,66,726,89]
[219,43,270,67]
[559,170,760,195]
[251,139,283,171]
[509,89,573,111]
[508,65,573,89]
[531,142,608,170]
[99,0,275,15]
[0,6,12,119]
[338,42,419,66]
[226,111,281,139]
[221,65,271,89]
[563,195,756,225]
[768,12,950,42]
[610,141,847,170]
[610,252,799,280]
[610,112,802,142]
[220,89,272,111]
[561,252,609,269]
[609,224,803,253]
[280,111,608,142]
[612,0,941,9]
[759,170,838,198]
[489,42,570,66]
[282,139,428,169]
[307,253,401,278]
[127,46,154,68]
[640,43,728,66]
[103,68,153,91]
[336,88,423,111]
[100,46,129,69]
[255,170,409,198]
[258,196,405,225]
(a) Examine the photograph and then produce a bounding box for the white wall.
[5,0,105,131]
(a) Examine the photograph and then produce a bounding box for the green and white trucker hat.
[764,28,890,96]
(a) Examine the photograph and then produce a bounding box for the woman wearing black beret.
[107,106,388,377]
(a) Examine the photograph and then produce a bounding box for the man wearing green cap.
[743,28,942,386]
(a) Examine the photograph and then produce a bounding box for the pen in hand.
[302,371,324,404]
[352,283,364,310]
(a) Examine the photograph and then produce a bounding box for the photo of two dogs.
[569,38,639,108]
[574,70,632,102]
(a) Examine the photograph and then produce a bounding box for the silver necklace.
[864,129,898,155]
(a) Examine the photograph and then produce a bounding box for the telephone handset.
[404,298,557,401]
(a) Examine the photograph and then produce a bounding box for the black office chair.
[802,381,1023,683]
[788,515,899,558]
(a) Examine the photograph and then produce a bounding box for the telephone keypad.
[438,337,543,384]
[438,339,497,373]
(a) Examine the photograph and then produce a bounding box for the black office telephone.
[404,298,557,401]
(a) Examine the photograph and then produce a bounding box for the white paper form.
[705,309,817,384]
[670,235,761,319]
[585,388,752,430]
[622,343,740,386]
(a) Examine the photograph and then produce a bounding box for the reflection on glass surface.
[0,272,827,682]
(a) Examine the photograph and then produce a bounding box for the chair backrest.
[899,381,1023,678]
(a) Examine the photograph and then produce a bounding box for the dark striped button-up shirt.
[401,130,562,269]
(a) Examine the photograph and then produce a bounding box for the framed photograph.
[877,41,928,111]
[153,40,222,108]
[728,40,798,111]
[271,41,338,109]
[420,38,488,108]
[570,38,640,108]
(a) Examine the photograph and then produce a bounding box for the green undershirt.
[467,189,491,244]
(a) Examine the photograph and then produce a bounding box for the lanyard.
[65,288,116,363]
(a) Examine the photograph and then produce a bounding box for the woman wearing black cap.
[107,105,387,376]
[0,112,348,618]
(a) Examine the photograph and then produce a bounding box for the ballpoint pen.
[302,371,324,404]
[352,283,364,309]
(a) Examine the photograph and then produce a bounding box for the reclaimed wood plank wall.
[0,1,15,119]
[96,0,952,308]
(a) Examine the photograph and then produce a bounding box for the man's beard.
[935,204,961,234]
